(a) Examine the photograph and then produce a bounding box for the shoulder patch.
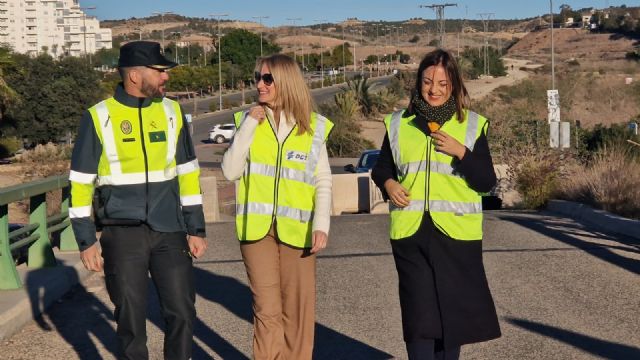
[120,120,133,135]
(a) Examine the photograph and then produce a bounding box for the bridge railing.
[0,175,77,290]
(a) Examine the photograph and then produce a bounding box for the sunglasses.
[255,72,274,86]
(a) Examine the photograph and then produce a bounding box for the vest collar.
[114,83,156,108]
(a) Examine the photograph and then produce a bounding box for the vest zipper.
[267,113,295,222]
[426,133,452,238]
[138,99,150,222]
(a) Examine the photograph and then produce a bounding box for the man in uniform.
[69,41,207,360]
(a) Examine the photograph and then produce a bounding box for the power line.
[477,12,494,76]
[419,3,457,48]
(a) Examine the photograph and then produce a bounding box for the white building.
[0,0,111,58]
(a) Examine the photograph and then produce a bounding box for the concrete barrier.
[332,173,388,215]
[201,176,219,222]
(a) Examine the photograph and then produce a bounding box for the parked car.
[344,149,380,173]
[208,123,236,144]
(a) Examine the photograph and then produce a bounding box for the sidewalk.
[0,250,93,340]
[0,200,638,343]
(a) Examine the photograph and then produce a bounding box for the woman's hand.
[248,105,267,124]
[311,231,328,254]
[384,179,411,208]
[431,130,467,160]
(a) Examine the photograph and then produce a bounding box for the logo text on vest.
[286,150,308,163]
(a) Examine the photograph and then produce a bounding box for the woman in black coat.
[372,49,501,360]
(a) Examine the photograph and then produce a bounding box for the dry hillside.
[508,28,636,62]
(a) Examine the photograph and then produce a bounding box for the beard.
[141,79,164,98]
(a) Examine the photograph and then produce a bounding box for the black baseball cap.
[117,41,177,70]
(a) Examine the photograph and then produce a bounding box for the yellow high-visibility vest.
[384,109,487,240]
[69,97,201,219]
[233,110,333,248]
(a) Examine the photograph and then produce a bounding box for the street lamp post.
[78,6,96,63]
[314,19,327,88]
[550,0,555,90]
[210,13,229,111]
[287,18,301,64]
[252,15,269,57]
[152,11,174,54]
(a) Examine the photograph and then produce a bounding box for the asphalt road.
[185,76,393,145]
[2,212,639,359]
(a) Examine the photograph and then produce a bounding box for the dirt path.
[360,57,541,148]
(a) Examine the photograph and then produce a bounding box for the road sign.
[547,89,561,123]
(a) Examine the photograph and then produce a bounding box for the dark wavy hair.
[409,49,469,122]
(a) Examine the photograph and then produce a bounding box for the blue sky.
[89,1,632,26]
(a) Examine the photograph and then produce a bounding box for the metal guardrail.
[0,175,77,290]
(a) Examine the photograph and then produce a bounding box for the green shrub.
[319,103,374,157]
[513,152,562,209]
[560,140,640,219]
[208,101,218,112]
[334,90,360,119]
[0,136,22,158]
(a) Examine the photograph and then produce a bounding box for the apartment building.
[0,0,111,57]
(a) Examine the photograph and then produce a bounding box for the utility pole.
[550,0,555,90]
[286,18,302,64]
[78,6,96,63]
[419,3,457,48]
[209,13,229,111]
[252,15,269,57]
[152,11,174,54]
[478,13,494,76]
[314,19,327,88]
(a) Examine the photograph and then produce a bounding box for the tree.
[3,54,104,143]
[93,47,120,68]
[328,43,353,69]
[0,46,19,127]
[213,29,280,82]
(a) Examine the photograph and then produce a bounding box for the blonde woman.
[222,54,333,360]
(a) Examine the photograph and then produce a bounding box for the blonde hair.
[257,54,315,135]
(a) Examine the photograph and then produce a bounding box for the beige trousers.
[240,226,316,360]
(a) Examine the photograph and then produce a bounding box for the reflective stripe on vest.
[237,202,313,223]
[163,98,178,166]
[94,101,122,175]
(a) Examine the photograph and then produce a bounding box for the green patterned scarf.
[410,92,457,125]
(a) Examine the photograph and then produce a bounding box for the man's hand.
[248,105,267,124]
[310,231,328,254]
[384,179,411,208]
[80,243,103,272]
[187,235,207,259]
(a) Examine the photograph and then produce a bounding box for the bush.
[513,152,563,209]
[559,141,640,219]
[209,101,218,112]
[15,143,71,178]
[319,103,374,157]
[0,136,22,158]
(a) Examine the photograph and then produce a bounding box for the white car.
[208,123,236,144]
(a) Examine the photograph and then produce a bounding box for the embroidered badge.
[120,120,132,135]
[149,131,167,143]
[286,150,308,163]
